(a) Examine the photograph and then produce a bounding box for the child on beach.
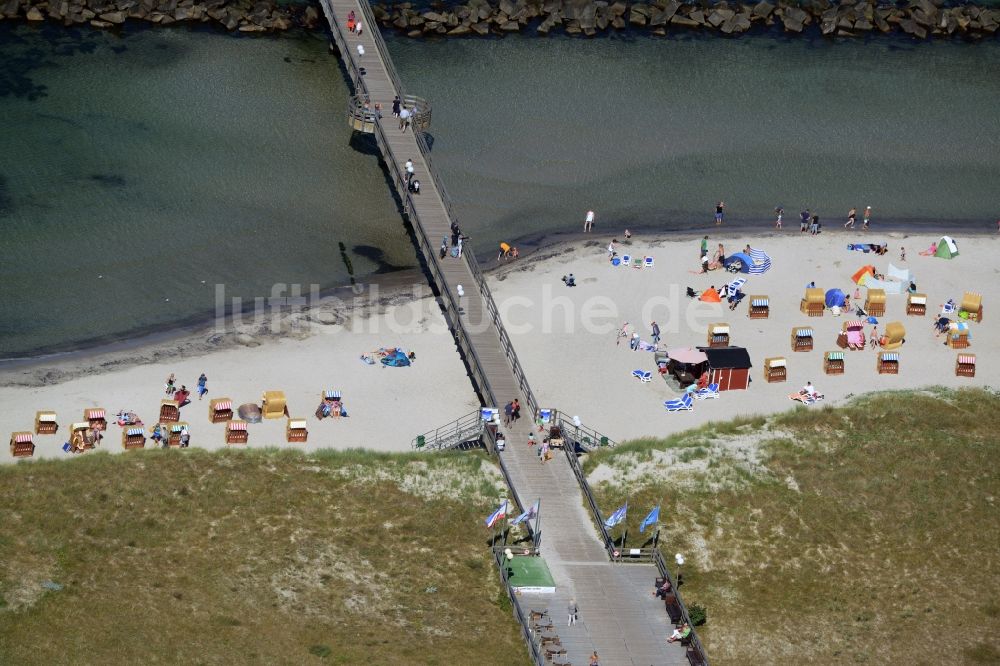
[165,373,176,395]
[863,206,872,231]
[774,207,783,229]
[197,373,208,400]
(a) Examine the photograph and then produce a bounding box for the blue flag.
[604,502,627,528]
[639,505,660,533]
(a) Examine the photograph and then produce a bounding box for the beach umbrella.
[699,288,721,303]
[666,347,708,365]
[851,265,876,284]
[238,403,262,423]
[825,288,846,308]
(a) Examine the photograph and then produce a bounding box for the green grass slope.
[586,388,1000,665]
[0,449,527,665]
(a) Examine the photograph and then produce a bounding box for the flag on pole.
[604,502,627,528]
[639,505,660,533]
[512,499,539,526]
[485,500,509,528]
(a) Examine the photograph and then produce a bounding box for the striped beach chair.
[10,432,34,457]
[226,420,249,444]
[791,327,814,352]
[748,296,769,319]
[824,351,845,375]
[956,354,976,378]
[877,351,899,374]
[123,427,146,450]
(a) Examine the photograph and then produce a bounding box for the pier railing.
[324,0,539,425]
[491,546,546,666]
[411,410,485,450]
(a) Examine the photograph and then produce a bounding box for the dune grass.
[0,448,528,665]
[586,388,1000,665]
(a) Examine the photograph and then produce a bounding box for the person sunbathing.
[801,382,824,400]
[919,242,938,256]
[934,317,951,337]
[667,623,691,643]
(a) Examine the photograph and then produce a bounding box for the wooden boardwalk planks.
[321,3,691,662]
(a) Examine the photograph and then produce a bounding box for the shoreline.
[2,221,995,367]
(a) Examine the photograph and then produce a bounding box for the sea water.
[2,24,999,357]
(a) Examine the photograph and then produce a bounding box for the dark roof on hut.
[696,346,753,369]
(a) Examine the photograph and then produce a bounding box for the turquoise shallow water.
[2,25,999,358]
[0,24,407,358]
[387,33,1000,249]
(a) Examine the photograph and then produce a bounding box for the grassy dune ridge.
[586,388,1000,665]
[0,448,528,665]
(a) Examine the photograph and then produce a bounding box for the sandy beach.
[3,229,995,463]
[488,229,997,442]
[0,285,478,462]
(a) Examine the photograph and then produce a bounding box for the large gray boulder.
[100,9,126,21]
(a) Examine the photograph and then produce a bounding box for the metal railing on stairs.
[411,410,485,450]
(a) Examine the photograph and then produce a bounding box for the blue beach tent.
[723,253,753,273]
[825,288,846,308]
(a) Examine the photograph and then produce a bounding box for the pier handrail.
[652,549,710,665]
[492,546,546,666]
[326,0,539,423]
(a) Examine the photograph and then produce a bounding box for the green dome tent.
[935,236,959,259]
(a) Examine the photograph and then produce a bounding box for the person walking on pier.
[399,106,411,131]
[511,399,521,424]
[355,19,363,36]
[405,158,414,184]
[584,209,595,232]
[391,95,401,117]
[347,9,355,31]
[568,599,578,626]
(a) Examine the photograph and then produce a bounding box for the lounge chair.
[622,255,631,267]
[664,394,694,412]
[632,369,651,382]
[940,300,957,316]
[694,383,720,400]
[644,256,654,268]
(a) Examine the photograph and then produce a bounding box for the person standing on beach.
[800,209,810,232]
[700,235,708,260]
[607,239,617,259]
[391,95,401,117]
[651,321,661,345]
[862,206,872,231]
[810,215,820,235]
[165,373,176,395]
[584,210,595,232]
[616,322,629,346]
[775,207,783,229]
[900,246,906,262]
[197,373,208,400]
[845,207,857,229]
[715,201,725,225]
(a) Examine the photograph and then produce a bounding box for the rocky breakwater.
[0,0,324,31]
[372,0,1000,39]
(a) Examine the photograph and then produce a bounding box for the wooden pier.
[320,3,703,663]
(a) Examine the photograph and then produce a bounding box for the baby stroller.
[855,304,868,318]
